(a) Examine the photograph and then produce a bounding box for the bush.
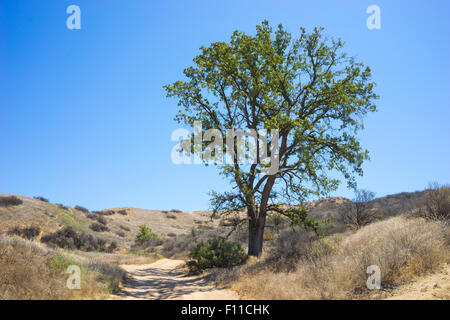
[266,228,318,272]
[7,225,41,240]
[167,232,177,238]
[106,241,118,253]
[0,196,23,207]
[418,182,450,222]
[87,260,126,294]
[119,225,130,231]
[74,205,89,213]
[41,226,111,252]
[117,209,127,215]
[170,209,182,213]
[97,216,107,226]
[86,213,107,225]
[166,214,177,219]
[95,210,115,216]
[115,230,126,237]
[135,225,158,245]
[34,196,49,202]
[56,203,69,210]
[89,223,109,232]
[191,227,205,237]
[186,237,248,273]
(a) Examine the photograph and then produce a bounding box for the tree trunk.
[247,175,275,257]
[248,214,266,257]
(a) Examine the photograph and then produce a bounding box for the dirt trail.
[111,259,239,300]
[386,263,450,300]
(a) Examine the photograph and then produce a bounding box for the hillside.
[1,189,447,300]
[0,190,429,251]
[0,194,219,249]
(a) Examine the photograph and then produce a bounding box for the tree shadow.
[116,266,221,300]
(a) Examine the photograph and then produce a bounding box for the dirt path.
[111,259,240,300]
[386,263,450,300]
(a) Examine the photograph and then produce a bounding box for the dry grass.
[75,250,160,265]
[0,235,126,300]
[212,216,449,299]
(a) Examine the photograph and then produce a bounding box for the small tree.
[135,225,158,245]
[419,182,450,222]
[165,21,378,256]
[341,189,380,229]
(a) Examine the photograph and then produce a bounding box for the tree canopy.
[164,20,378,256]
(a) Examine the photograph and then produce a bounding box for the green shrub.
[186,237,248,273]
[135,225,158,245]
[191,227,205,237]
[50,253,77,271]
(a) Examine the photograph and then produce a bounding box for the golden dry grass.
[213,216,449,299]
[0,235,126,300]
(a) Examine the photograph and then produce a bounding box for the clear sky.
[1,0,449,211]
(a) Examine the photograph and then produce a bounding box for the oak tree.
[164,21,378,256]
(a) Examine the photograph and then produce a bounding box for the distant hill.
[0,194,217,248]
[0,190,427,249]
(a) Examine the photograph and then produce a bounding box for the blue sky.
[1,0,449,211]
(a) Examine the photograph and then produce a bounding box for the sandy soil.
[111,259,239,300]
[386,263,450,300]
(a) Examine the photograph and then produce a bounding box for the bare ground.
[111,259,239,300]
[386,263,450,300]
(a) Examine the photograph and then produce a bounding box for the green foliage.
[268,205,332,236]
[190,227,206,237]
[50,254,76,272]
[165,20,378,256]
[135,225,158,245]
[186,237,248,273]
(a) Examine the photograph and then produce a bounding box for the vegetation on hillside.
[0,235,126,299]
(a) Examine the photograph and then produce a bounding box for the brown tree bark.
[248,213,266,256]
